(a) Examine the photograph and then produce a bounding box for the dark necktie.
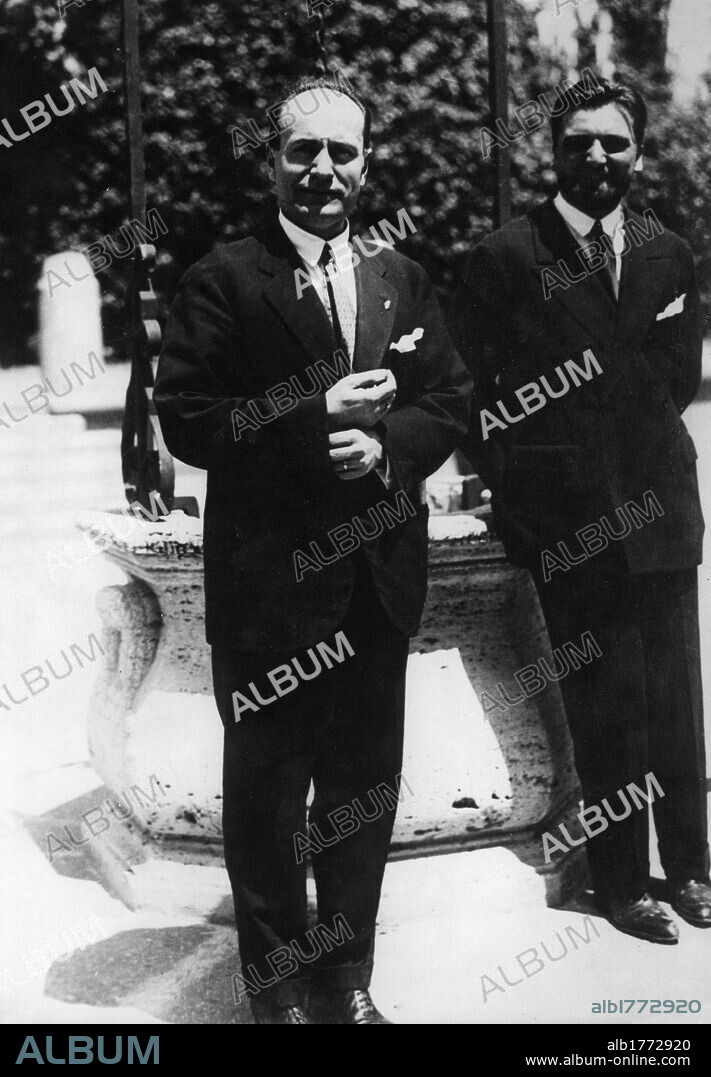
[585,219,618,302]
[318,244,353,363]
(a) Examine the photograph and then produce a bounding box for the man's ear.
[359,147,372,189]
[265,143,276,181]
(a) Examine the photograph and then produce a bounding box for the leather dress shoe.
[308,988,392,1024]
[251,998,311,1024]
[672,879,711,928]
[603,892,679,944]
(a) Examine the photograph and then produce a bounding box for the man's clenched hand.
[329,429,385,480]
[325,369,396,429]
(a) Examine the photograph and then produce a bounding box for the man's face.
[267,89,370,239]
[554,103,641,218]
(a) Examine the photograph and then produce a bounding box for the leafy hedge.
[0,0,708,365]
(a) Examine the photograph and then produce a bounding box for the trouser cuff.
[250,977,307,1008]
[593,875,649,906]
[308,961,373,990]
[665,869,711,886]
[662,843,710,881]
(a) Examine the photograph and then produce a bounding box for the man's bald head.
[265,77,372,239]
[267,76,371,152]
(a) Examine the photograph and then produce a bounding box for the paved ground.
[1,360,710,1026]
[2,812,710,1026]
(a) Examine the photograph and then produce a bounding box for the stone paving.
[2,806,710,1026]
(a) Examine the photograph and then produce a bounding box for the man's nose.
[586,139,607,165]
[311,146,335,177]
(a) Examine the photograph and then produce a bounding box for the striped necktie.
[318,243,356,364]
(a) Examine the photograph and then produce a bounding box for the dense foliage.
[0,0,708,365]
[598,0,672,104]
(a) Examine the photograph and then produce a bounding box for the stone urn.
[78,505,583,899]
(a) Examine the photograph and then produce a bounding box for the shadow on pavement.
[44,925,253,1025]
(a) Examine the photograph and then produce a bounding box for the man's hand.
[325,369,396,429]
[329,429,384,480]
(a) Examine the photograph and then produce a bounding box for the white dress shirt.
[279,210,357,321]
[554,192,625,283]
[278,210,393,487]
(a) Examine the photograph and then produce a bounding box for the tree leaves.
[1,0,708,364]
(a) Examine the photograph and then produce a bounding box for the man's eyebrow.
[289,137,359,151]
[562,133,631,142]
[562,129,630,136]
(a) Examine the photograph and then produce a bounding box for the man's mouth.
[578,174,609,190]
[298,189,340,203]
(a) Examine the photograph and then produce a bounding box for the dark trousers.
[533,566,709,903]
[212,558,409,1006]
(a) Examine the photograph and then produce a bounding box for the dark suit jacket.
[154,217,471,650]
[449,199,705,576]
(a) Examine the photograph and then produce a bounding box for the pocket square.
[390,327,424,353]
[656,294,686,321]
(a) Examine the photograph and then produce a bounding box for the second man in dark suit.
[450,76,710,944]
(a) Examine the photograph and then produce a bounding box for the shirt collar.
[278,210,350,268]
[554,192,624,239]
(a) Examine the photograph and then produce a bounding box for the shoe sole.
[607,917,679,945]
[673,906,711,928]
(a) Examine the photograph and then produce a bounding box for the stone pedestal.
[80,508,585,900]
[79,509,220,842]
[405,516,579,844]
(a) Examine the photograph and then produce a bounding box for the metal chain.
[312,9,328,77]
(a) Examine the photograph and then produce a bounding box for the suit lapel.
[531,201,616,358]
[352,255,398,373]
[530,203,676,404]
[597,211,672,400]
[258,222,339,366]
[257,222,400,373]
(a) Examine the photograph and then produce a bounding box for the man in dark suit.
[154,76,471,1022]
[450,76,710,943]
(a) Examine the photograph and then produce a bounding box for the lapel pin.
[384,299,391,309]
